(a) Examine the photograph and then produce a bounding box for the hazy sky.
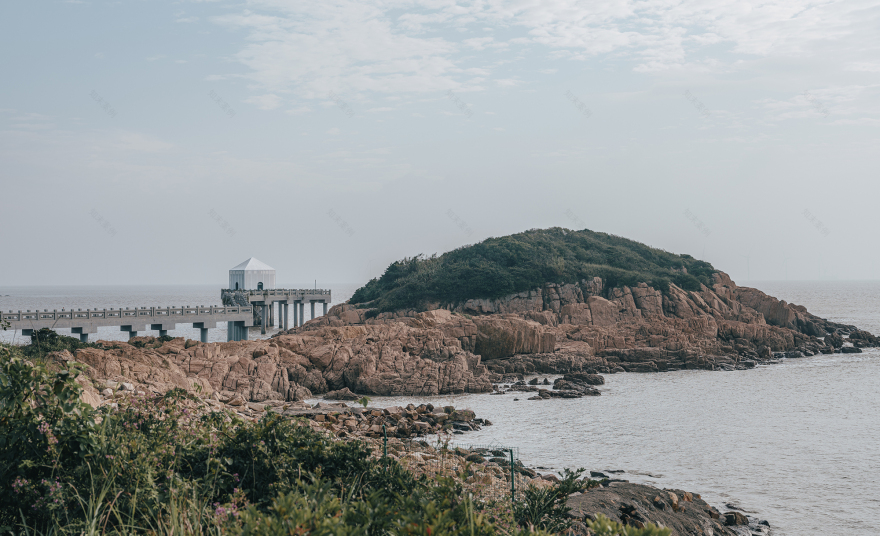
[2,0,879,287]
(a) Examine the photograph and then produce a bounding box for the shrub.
[514,468,593,532]
[0,357,550,536]
[20,328,94,361]
[350,227,717,313]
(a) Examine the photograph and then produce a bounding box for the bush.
[20,328,94,361]
[0,356,551,536]
[350,227,717,313]
[514,468,595,532]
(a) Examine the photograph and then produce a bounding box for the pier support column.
[283,303,289,330]
[200,328,209,343]
[299,302,304,327]
[127,331,138,340]
[227,322,233,341]
[311,301,315,321]
[79,333,89,343]
[261,305,268,335]
[323,301,328,316]
[269,303,275,327]
[241,322,249,340]
[159,330,168,337]
[292,301,298,328]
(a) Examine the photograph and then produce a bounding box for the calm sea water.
[2,281,878,535]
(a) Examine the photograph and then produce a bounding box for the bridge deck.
[2,306,254,342]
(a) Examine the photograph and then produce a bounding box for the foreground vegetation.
[351,227,715,313]
[0,339,669,535]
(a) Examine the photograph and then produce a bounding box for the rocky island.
[60,228,877,408]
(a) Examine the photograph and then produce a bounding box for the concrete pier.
[4,305,254,343]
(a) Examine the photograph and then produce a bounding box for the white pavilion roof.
[230,257,275,272]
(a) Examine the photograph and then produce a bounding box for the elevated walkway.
[2,305,254,343]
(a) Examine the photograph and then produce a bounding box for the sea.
[1,281,878,535]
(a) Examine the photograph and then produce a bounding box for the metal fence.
[386,439,528,503]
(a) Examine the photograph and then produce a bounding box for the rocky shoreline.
[35,272,878,535]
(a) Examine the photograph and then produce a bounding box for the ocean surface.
[2,281,878,535]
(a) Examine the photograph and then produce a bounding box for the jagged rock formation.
[305,271,875,378]
[60,272,876,406]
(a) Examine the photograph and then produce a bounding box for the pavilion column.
[293,301,298,328]
[79,333,89,343]
[299,302,304,327]
[261,305,267,335]
[323,301,328,316]
[200,327,209,343]
[310,301,315,321]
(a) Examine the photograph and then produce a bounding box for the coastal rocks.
[70,315,495,405]
[291,402,487,439]
[724,511,749,526]
[552,373,603,395]
[472,316,555,359]
[324,387,360,400]
[567,483,740,536]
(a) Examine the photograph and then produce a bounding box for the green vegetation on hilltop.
[351,227,716,313]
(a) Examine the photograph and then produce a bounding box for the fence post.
[509,448,516,502]
[382,424,388,470]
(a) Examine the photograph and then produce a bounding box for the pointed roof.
[230,257,275,271]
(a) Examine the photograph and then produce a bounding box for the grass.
[350,227,716,313]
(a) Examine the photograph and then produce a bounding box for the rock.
[324,387,360,400]
[667,491,679,511]
[562,372,605,385]
[724,511,748,526]
[102,388,114,397]
[841,346,862,354]
[569,483,737,536]
[465,453,486,463]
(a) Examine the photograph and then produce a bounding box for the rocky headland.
[50,268,877,411]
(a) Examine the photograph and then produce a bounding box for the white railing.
[223,288,332,297]
[2,306,253,323]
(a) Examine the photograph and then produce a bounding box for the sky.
[1,0,879,287]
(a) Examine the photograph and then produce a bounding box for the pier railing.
[2,306,253,323]
[224,289,332,298]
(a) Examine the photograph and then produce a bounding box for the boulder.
[724,511,749,526]
[324,387,360,400]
